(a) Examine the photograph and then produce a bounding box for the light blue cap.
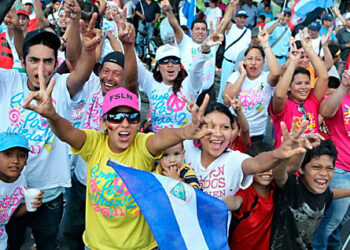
[0,132,31,152]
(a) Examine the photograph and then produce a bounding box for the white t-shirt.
[47,12,59,24]
[176,34,218,90]
[0,174,26,250]
[0,69,72,190]
[137,52,207,133]
[184,144,252,200]
[223,24,251,62]
[69,73,103,185]
[227,71,274,136]
[204,7,222,30]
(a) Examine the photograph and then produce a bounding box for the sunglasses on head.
[103,112,141,124]
[158,57,181,65]
[298,104,310,121]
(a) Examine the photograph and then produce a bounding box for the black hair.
[258,15,266,21]
[152,63,188,95]
[328,44,341,59]
[244,45,265,58]
[204,102,234,128]
[23,36,58,65]
[181,25,189,33]
[232,113,239,129]
[301,140,337,168]
[291,67,311,82]
[191,19,207,30]
[264,4,271,9]
[295,40,302,50]
[246,142,274,157]
[210,0,218,4]
[81,2,101,29]
[328,76,340,89]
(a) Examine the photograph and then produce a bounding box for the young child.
[228,142,275,250]
[0,132,42,249]
[204,0,222,31]
[155,142,200,189]
[270,139,350,249]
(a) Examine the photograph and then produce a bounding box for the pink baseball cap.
[101,87,140,117]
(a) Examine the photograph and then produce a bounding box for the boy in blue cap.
[0,132,42,249]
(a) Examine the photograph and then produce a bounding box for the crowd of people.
[1,0,350,249]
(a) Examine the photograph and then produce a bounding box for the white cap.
[155,44,180,62]
[22,0,33,5]
[345,12,350,20]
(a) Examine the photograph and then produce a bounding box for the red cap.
[16,8,30,17]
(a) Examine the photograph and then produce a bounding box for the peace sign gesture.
[80,13,102,52]
[113,7,135,45]
[288,40,301,62]
[22,63,57,119]
[257,26,269,47]
[183,94,214,140]
[201,21,224,53]
[299,27,312,50]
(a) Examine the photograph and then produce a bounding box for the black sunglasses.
[158,57,181,65]
[103,112,141,124]
[298,104,310,121]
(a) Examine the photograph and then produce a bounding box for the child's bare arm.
[332,189,350,200]
[226,95,250,147]
[224,196,243,211]
[12,204,27,218]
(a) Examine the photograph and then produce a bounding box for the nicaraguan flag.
[288,0,334,30]
[108,160,229,250]
[182,0,196,29]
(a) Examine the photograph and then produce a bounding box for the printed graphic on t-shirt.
[150,89,189,133]
[89,163,140,219]
[7,93,55,154]
[289,202,325,249]
[198,165,226,198]
[188,48,215,84]
[295,113,316,133]
[343,104,350,135]
[83,92,103,130]
[0,186,25,237]
[238,83,266,113]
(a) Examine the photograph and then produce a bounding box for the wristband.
[263,45,270,50]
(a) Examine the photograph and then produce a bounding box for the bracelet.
[201,48,210,54]
[263,45,270,50]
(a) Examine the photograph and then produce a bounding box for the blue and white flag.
[182,0,196,29]
[289,0,334,30]
[108,160,229,250]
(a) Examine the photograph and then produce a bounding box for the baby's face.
[159,144,185,170]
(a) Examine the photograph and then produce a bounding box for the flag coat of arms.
[108,160,230,250]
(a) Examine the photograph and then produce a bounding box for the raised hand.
[201,21,224,52]
[113,7,135,45]
[64,0,81,21]
[225,94,242,113]
[22,63,56,119]
[273,118,309,160]
[79,13,102,52]
[160,0,171,12]
[341,69,350,88]
[288,40,301,62]
[183,94,214,140]
[257,26,269,46]
[4,8,20,30]
[321,28,332,47]
[299,28,312,50]
[182,92,199,113]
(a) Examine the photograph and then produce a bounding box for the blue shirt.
[266,20,291,57]
[319,26,337,41]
